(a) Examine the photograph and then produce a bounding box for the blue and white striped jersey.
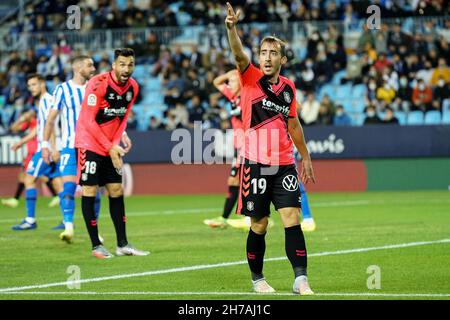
[37,92,54,151]
[52,80,86,149]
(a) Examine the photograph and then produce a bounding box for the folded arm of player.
[288,117,316,185]
[10,110,36,133]
[225,2,250,73]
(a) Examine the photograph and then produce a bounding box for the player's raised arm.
[288,117,316,185]
[225,2,250,72]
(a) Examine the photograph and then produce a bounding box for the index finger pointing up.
[226,2,235,15]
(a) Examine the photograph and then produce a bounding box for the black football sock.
[222,186,239,219]
[46,180,58,196]
[285,225,308,278]
[81,196,102,248]
[14,182,25,199]
[246,228,266,281]
[109,196,128,248]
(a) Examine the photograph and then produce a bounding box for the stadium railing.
[2,15,449,52]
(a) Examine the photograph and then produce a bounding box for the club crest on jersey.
[126,91,132,102]
[283,92,291,104]
[108,93,115,100]
[87,94,97,106]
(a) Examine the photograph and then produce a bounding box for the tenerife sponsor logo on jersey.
[103,106,127,117]
[261,98,290,116]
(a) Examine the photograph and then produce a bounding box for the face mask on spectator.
[369,83,376,90]
[438,79,445,87]
[336,109,343,116]
[400,78,408,87]
[418,84,425,90]
[367,110,376,117]
[306,62,313,68]
[384,84,390,90]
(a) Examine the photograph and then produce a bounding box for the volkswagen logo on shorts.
[282,175,298,191]
[247,201,254,211]
[116,168,123,176]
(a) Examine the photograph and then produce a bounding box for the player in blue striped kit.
[42,55,98,243]
[12,74,64,230]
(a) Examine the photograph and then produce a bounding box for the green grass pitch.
[0,191,449,300]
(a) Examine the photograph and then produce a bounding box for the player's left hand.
[301,159,316,184]
[121,133,133,153]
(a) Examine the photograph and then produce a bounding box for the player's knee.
[24,175,36,188]
[251,217,269,234]
[279,207,300,227]
[82,185,98,197]
[106,184,123,197]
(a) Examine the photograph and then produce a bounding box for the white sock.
[64,222,74,232]
[25,217,36,224]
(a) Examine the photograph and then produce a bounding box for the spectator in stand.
[142,32,161,64]
[366,77,378,103]
[170,102,189,128]
[388,22,411,54]
[298,58,316,92]
[363,104,382,125]
[172,45,187,68]
[377,80,396,105]
[432,76,450,112]
[381,107,399,125]
[357,24,375,53]
[333,105,352,126]
[412,79,433,112]
[126,110,138,130]
[342,51,363,84]
[299,92,320,126]
[405,54,422,81]
[148,116,165,130]
[327,42,347,72]
[431,58,450,86]
[188,95,205,128]
[189,45,203,70]
[315,51,333,86]
[416,59,434,85]
[393,75,413,112]
[316,103,334,126]
[374,52,392,75]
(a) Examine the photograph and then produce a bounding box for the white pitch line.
[1,291,449,298]
[0,238,449,293]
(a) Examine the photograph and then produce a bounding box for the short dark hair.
[114,48,135,60]
[71,55,91,65]
[26,73,45,82]
[260,36,287,57]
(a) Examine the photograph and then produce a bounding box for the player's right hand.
[11,142,21,152]
[109,145,125,169]
[42,147,51,164]
[225,2,241,29]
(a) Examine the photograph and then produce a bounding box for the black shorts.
[237,159,301,218]
[77,148,122,186]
